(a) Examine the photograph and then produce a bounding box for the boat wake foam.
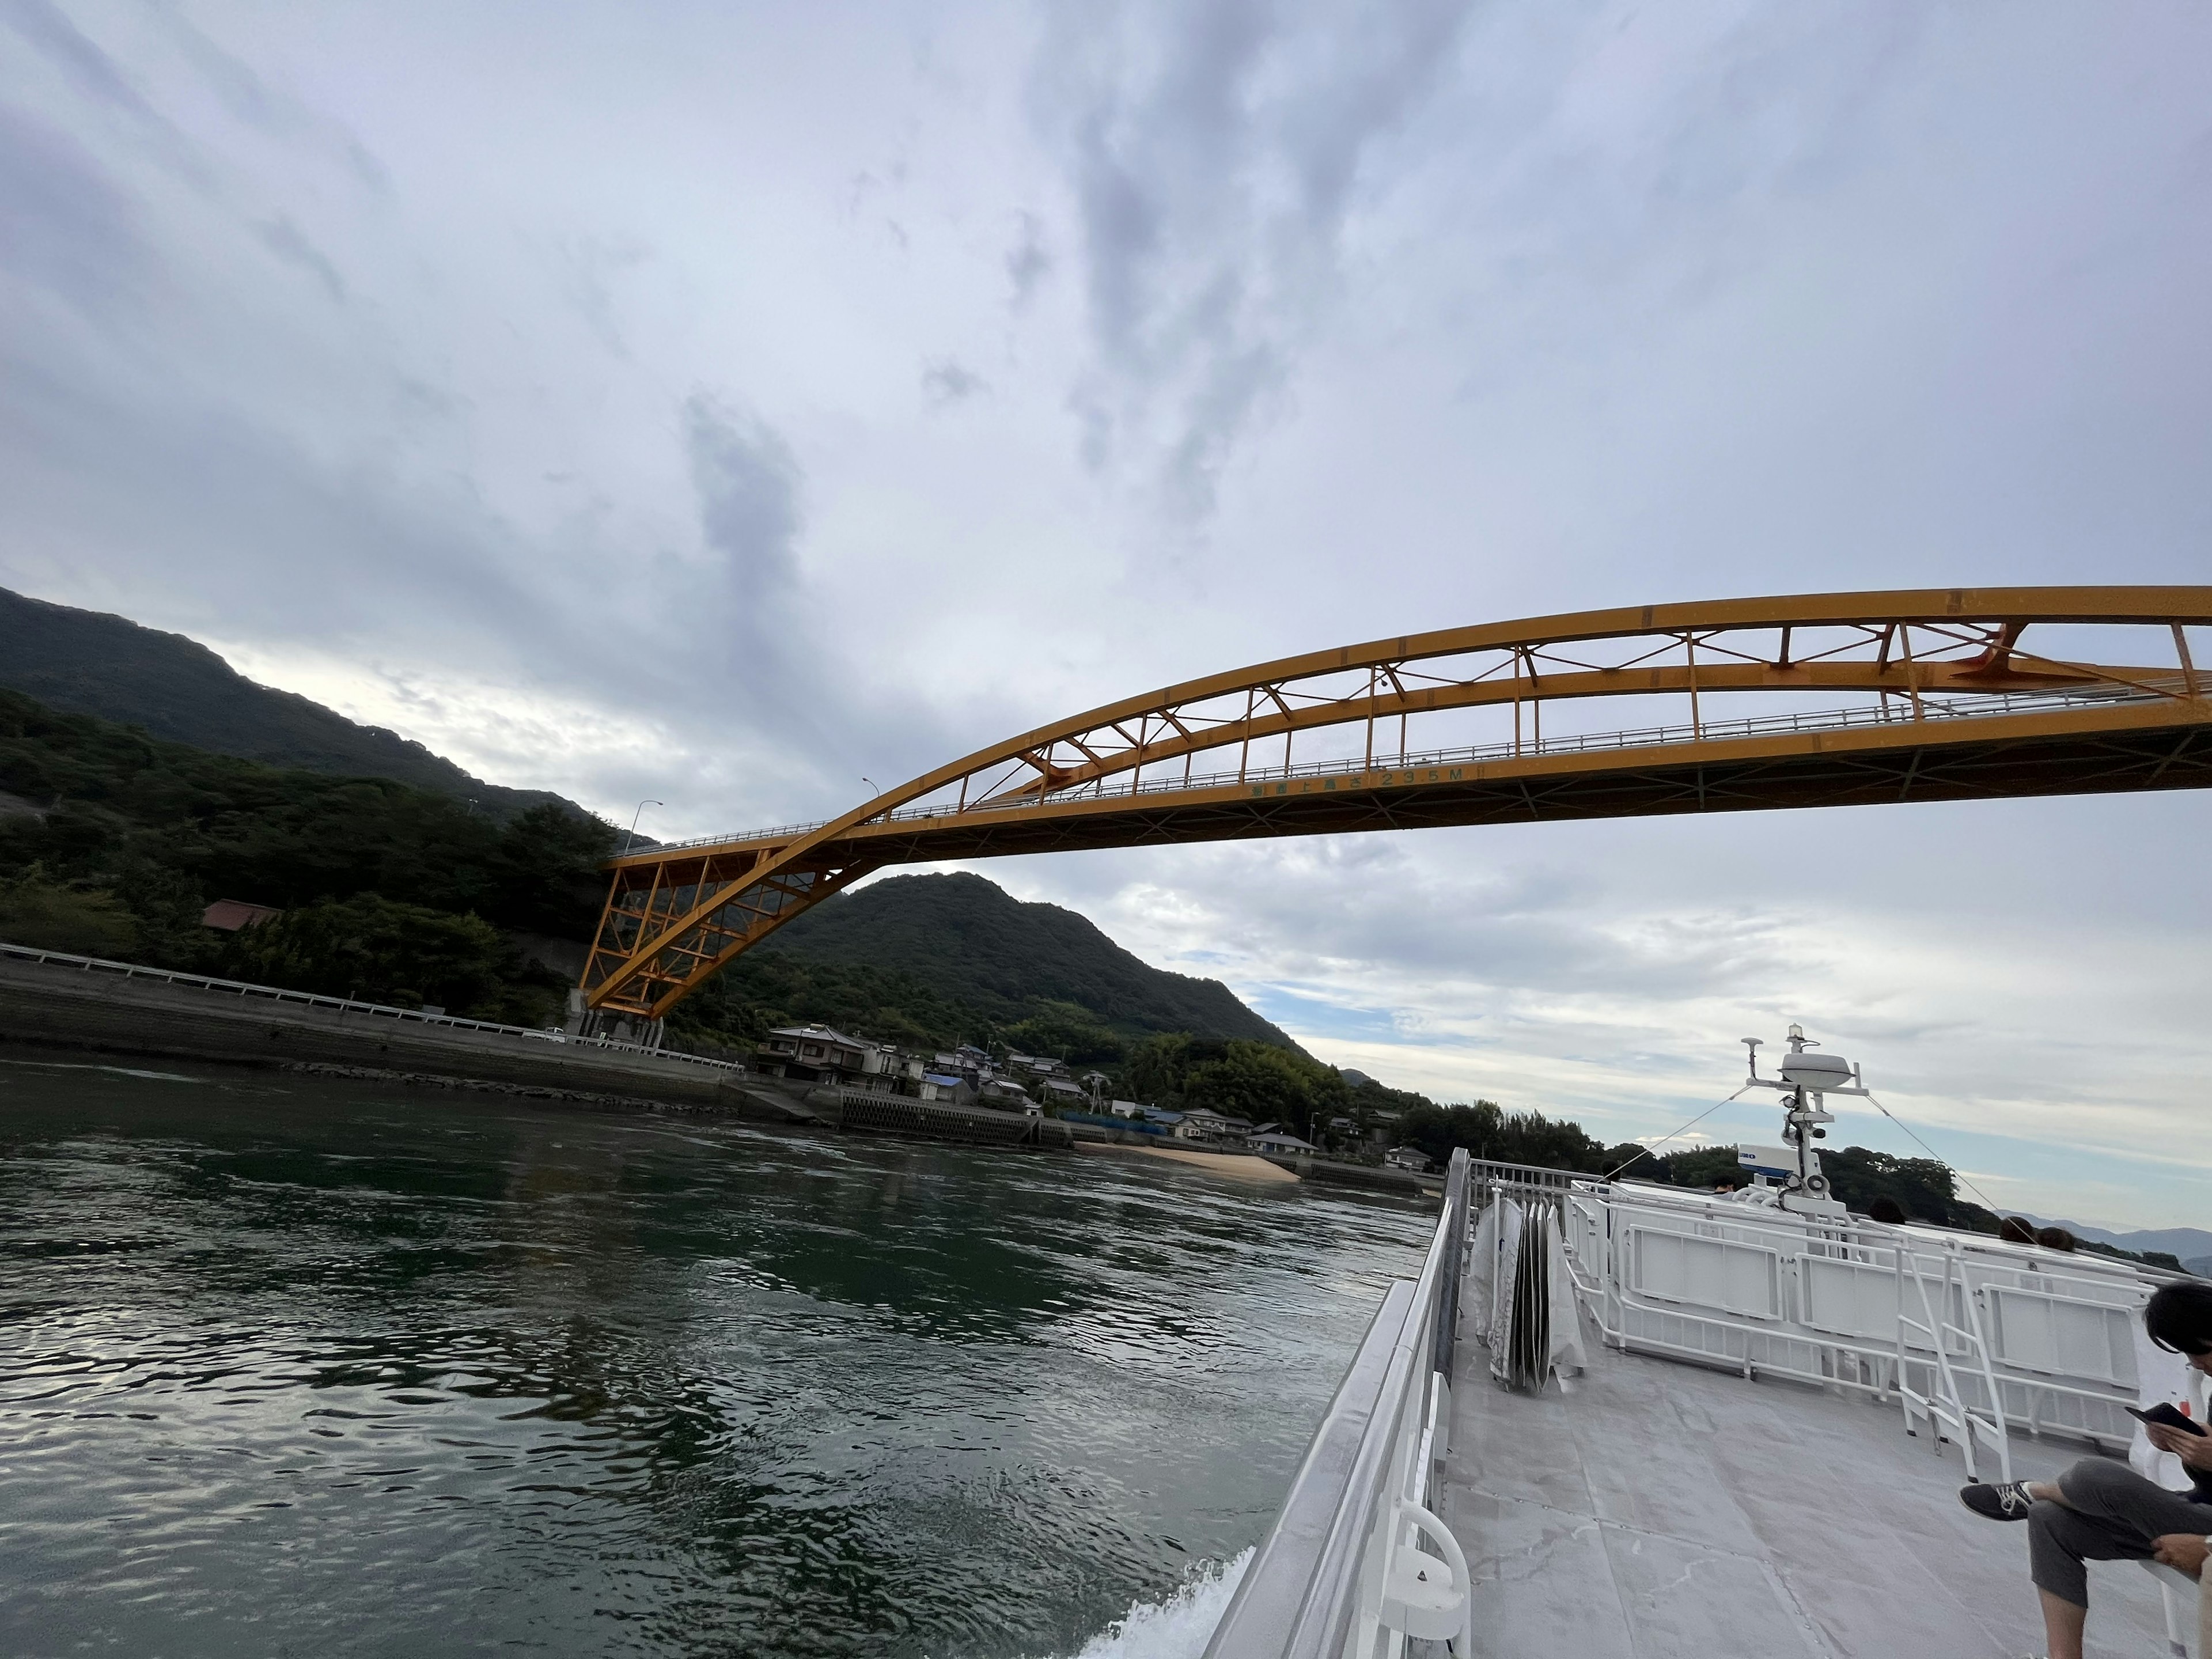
[1051,1548,1253,1659]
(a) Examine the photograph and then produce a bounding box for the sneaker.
[1959,1481,2037,1521]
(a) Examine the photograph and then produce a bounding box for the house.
[1107,1099,1145,1119]
[1142,1108,1185,1133]
[1039,1077,1088,1107]
[1250,1130,1317,1155]
[980,1077,1035,1111]
[753,1024,902,1088]
[918,1072,972,1105]
[201,899,281,932]
[1384,1146,1434,1173]
[1176,1107,1254,1144]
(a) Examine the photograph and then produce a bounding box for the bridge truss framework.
[580,588,2212,1022]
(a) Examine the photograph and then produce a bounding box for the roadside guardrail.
[0,940,747,1074]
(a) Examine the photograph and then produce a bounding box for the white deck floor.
[1435,1301,2183,1657]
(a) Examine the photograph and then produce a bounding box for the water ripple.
[0,1062,1428,1656]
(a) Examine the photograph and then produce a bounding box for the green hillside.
[0,586,592,824]
[0,685,612,1021]
[664,872,1299,1060]
[774,873,1294,1046]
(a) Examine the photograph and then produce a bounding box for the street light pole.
[623,799,662,857]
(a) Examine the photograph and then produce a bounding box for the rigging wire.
[1603,1084,1751,1180]
[1603,1078,2009,1219]
[1862,1090,2009,1218]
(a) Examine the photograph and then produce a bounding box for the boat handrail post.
[1202,1147,1474,1659]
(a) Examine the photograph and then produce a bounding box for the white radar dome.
[1779,1051,1854,1090]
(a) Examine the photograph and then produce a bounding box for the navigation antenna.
[1737,1022,1868,1215]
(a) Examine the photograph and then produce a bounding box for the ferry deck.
[1202,1148,2202,1659]
[1435,1312,2177,1656]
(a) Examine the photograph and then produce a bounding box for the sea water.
[0,1057,1426,1657]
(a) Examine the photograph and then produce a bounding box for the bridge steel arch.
[580,588,2212,1022]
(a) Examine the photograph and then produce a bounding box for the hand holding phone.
[2127,1402,2207,1436]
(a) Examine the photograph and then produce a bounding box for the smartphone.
[2127,1402,2208,1436]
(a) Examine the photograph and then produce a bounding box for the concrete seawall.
[0,955,766,1107]
[804,1086,1075,1149]
[0,956,1091,1157]
[1259,1152,1443,1198]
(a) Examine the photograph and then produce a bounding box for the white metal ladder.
[1896,1242,2012,1482]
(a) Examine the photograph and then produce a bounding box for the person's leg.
[2036,1588,2086,1659]
[2053,1456,2210,1539]
[2027,1495,2108,1609]
[2022,1459,2209,1656]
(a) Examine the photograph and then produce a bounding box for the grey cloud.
[1005,210,1051,308]
[685,393,802,596]
[1035,0,1475,519]
[671,393,965,800]
[556,236,650,358]
[922,358,987,404]
[1031,834,1802,1006]
[2,0,210,188]
[0,104,145,306]
[4,0,163,127]
[155,7,390,195]
[255,214,346,302]
[0,338,553,658]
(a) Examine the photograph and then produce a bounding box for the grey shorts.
[2025,1456,2210,1607]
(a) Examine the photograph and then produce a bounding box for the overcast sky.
[5,1,2209,1229]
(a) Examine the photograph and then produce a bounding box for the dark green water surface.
[0,1058,1429,1657]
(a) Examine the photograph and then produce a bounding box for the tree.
[1663,1146,1743,1188]
[1816,1146,1967,1224]
[1389,1101,1609,1172]
[1002,1000,1127,1063]
[490,803,619,935]
[219,893,537,1020]
[0,872,139,957]
[1604,1142,1672,1183]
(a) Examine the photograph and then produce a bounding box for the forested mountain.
[668,872,1300,1059]
[0,685,613,1021]
[0,586,590,824]
[777,873,1294,1046]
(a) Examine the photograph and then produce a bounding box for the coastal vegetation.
[0,686,610,1022]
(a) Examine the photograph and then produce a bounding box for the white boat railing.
[1204,1149,1474,1659]
[1563,1180,2166,1481]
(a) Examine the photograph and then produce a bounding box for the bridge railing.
[1203,1148,1474,1659]
[0,941,748,1073]
[632,679,2180,857]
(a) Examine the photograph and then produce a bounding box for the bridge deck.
[1434,1308,2179,1657]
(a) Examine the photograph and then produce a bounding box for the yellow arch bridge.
[581,587,2212,1023]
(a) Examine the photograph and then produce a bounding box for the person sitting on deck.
[1958,1281,2212,1659]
